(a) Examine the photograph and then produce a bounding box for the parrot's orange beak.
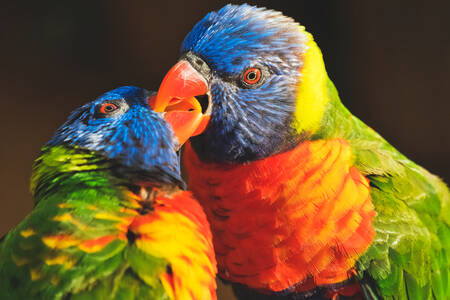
[149,60,210,145]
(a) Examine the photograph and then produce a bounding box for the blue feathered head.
[182,4,306,75]
[154,4,310,163]
[47,86,182,184]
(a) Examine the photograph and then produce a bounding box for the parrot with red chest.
[0,86,217,300]
[151,4,450,300]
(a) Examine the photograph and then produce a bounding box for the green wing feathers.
[354,134,450,299]
[0,187,170,300]
[323,77,449,299]
[0,147,171,300]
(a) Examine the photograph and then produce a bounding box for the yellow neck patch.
[293,31,329,134]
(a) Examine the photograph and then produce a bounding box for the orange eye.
[99,103,118,114]
[243,68,262,85]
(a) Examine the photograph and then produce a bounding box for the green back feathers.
[358,168,449,299]
[317,76,450,299]
[0,145,171,300]
[30,145,118,204]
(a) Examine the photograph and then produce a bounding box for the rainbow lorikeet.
[0,86,217,300]
[151,4,450,300]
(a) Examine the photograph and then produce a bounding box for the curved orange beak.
[149,60,210,146]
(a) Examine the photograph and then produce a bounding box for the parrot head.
[47,86,192,185]
[152,4,329,163]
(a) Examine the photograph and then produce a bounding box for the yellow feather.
[42,235,80,249]
[293,31,329,134]
[134,211,214,300]
[44,254,75,268]
[30,267,43,281]
[20,229,35,238]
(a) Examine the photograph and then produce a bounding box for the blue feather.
[182,4,308,162]
[47,86,182,184]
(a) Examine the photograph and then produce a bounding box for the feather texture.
[0,87,217,299]
[184,139,375,292]
[172,4,450,299]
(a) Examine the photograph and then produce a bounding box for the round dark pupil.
[105,104,115,111]
[247,71,257,80]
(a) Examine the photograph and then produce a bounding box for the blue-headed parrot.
[151,4,450,300]
[0,86,217,300]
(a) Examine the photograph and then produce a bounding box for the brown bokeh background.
[1,1,449,299]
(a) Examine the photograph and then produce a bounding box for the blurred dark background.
[0,1,449,298]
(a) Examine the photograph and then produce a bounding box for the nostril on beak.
[183,52,211,81]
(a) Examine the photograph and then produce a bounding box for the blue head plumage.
[180,4,308,163]
[47,86,182,184]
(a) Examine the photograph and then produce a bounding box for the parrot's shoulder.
[321,88,450,298]
[351,137,450,299]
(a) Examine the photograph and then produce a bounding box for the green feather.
[317,77,450,299]
[0,146,171,300]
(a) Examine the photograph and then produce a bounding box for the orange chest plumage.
[184,139,376,292]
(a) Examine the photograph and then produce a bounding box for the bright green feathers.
[312,47,450,299]
[0,146,170,300]
[359,167,450,300]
